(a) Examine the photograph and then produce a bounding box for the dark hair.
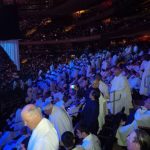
[91,89,100,101]
[61,131,75,148]
[134,129,150,150]
[95,74,101,81]
[75,122,90,135]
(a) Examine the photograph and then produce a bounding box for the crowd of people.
[0,46,17,90]
[25,24,101,41]
[20,13,150,42]
[0,44,150,150]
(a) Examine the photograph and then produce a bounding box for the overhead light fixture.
[73,9,89,18]
[40,18,52,26]
[64,25,75,32]
[26,27,37,37]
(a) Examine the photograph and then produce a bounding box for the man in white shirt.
[76,124,101,150]
[21,104,59,150]
[43,103,73,141]
[109,67,133,115]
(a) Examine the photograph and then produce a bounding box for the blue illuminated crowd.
[0,45,150,150]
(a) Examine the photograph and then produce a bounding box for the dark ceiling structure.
[1,0,150,44]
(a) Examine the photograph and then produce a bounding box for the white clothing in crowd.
[109,74,133,115]
[49,105,73,141]
[28,118,59,150]
[140,60,150,96]
[116,106,150,146]
[128,75,141,90]
[99,80,109,99]
[98,94,108,131]
[82,133,101,150]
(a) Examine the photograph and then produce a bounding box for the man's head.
[127,129,150,150]
[75,124,90,139]
[114,67,121,76]
[61,131,75,149]
[21,104,42,130]
[92,79,99,89]
[95,74,101,81]
[89,89,100,101]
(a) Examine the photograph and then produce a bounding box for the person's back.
[110,69,133,115]
[21,104,59,150]
[82,133,101,150]
[44,104,73,141]
[28,118,59,150]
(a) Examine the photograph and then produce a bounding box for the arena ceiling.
[1,0,150,42]
[2,0,103,16]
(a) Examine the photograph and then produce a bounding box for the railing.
[20,35,101,45]
[107,91,121,114]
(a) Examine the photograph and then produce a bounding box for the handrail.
[107,91,121,114]
[20,35,101,45]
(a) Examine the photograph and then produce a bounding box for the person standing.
[21,104,59,150]
[109,67,133,115]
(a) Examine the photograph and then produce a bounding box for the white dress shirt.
[82,134,101,150]
[28,118,59,150]
[109,74,133,114]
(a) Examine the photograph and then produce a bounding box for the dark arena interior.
[0,0,150,150]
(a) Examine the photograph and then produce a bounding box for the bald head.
[21,104,42,130]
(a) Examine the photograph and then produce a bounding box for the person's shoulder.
[91,134,100,141]
[35,138,58,149]
[73,145,84,150]
[82,139,91,149]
